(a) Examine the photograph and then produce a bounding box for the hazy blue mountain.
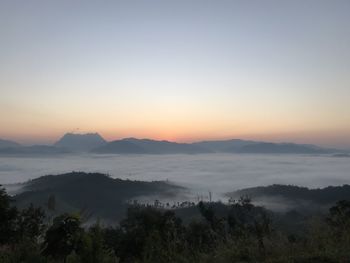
[92,140,148,154]
[14,172,185,222]
[0,139,21,148]
[93,138,332,154]
[332,153,350,158]
[123,138,211,154]
[192,139,332,154]
[0,134,335,155]
[192,139,257,152]
[0,145,70,155]
[54,132,106,152]
[93,138,211,154]
[235,142,328,154]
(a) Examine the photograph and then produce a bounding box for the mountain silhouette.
[92,138,211,154]
[0,134,337,155]
[192,139,257,152]
[0,139,21,148]
[92,138,333,154]
[54,133,106,152]
[92,140,148,154]
[0,145,70,155]
[235,142,328,154]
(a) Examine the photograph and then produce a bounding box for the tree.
[75,222,116,263]
[42,213,83,263]
[198,201,225,237]
[0,186,18,244]
[115,206,185,262]
[327,200,350,230]
[16,203,46,242]
[47,194,56,211]
[227,197,271,259]
[186,220,216,252]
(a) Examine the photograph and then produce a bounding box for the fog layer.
[0,154,349,200]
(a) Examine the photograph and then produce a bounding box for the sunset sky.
[1,0,349,148]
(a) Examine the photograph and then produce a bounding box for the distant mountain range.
[235,142,328,154]
[0,139,21,148]
[192,139,257,152]
[92,138,211,154]
[0,132,345,155]
[0,145,70,155]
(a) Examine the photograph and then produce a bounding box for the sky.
[0,0,349,148]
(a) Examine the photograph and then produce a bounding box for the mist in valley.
[1,153,349,204]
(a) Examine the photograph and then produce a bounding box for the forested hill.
[13,172,185,222]
[227,184,350,210]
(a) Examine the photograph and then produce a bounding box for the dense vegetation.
[227,184,350,214]
[2,184,350,263]
[228,184,350,204]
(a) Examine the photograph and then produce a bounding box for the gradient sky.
[1,0,349,148]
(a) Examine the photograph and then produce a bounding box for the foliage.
[0,185,18,244]
[16,204,46,242]
[1,185,350,263]
[42,214,83,262]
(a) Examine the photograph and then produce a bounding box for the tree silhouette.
[16,203,46,242]
[0,186,18,244]
[42,213,83,263]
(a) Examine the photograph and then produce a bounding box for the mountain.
[0,134,334,155]
[235,142,328,154]
[332,153,350,158]
[54,133,106,152]
[92,140,148,154]
[192,140,331,154]
[92,138,211,154]
[192,139,257,152]
[0,145,70,155]
[0,139,21,148]
[93,138,332,155]
[13,172,185,222]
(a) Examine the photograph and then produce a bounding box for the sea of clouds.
[0,153,349,201]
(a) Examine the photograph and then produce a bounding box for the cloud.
[1,154,350,202]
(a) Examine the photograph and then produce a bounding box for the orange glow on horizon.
[2,124,348,150]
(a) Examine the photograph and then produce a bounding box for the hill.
[13,172,185,222]
[226,184,350,212]
[92,138,211,154]
[192,139,257,152]
[91,140,148,154]
[100,138,331,155]
[0,145,70,156]
[0,134,335,155]
[54,133,106,152]
[235,142,328,154]
[0,139,21,148]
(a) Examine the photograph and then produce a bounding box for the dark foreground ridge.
[1,181,350,262]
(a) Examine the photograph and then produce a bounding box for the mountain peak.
[54,132,107,152]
